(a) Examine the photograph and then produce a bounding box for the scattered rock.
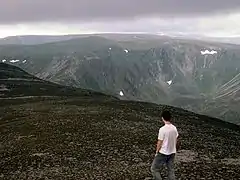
[176,150,198,163]
[31,153,49,157]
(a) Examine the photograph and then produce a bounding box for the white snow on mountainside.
[201,50,217,55]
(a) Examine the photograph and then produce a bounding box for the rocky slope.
[0,35,240,124]
[0,63,240,179]
[1,97,240,180]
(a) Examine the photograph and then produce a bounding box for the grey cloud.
[1,0,240,24]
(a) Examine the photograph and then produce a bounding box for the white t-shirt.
[158,124,178,155]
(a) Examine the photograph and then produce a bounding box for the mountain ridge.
[0,35,240,124]
[2,33,240,45]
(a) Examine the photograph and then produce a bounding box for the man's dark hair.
[161,110,171,121]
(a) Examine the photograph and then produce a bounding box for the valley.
[0,34,240,124]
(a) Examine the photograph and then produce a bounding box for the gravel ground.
[0,97,240,179]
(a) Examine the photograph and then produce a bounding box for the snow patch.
[2,59,6,63]
[124,49,129,53]
[167,80,173,85]
[22,60,27,63]
[10,60,20,63]
[119,91,124,96]
[201,50,217,55]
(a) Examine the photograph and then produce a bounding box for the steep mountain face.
[0,35,240,124]
[0,63,110,99]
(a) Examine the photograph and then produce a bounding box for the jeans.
[151,153,176,180]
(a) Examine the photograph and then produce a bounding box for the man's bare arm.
[156,140,163,155]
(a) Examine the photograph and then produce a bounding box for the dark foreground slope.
[0,97,239,180]
[0,63,240,179]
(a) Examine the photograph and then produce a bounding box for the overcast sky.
[1,0,240,38]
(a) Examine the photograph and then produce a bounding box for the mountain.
[0,62,110,99]
[0,35,240,124]
[3,34,240,45]
[0,35,84,45]
[0,63,239,179]
[0,34,163,45]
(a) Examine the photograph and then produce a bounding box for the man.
[151,110,179,180]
